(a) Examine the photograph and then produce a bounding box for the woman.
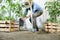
[21,0,43,32]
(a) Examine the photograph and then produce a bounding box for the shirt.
[24,2,43,15]
[32,2,43,13]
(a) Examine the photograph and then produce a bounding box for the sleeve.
[33,4,37,13]
[24,8,28,15]
[33,3,43,13]
[23,8,29,17]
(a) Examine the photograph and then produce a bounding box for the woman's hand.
[26,14,31,18]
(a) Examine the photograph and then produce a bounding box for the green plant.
[0,0,24,21]
[0,14,2,20]
[4,16,10,20]
[45,0,60,23]
[0,0,2,3]
[5,0,26,19]
[0,5,6,20]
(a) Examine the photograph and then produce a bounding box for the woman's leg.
[33,17,39,31]
[32,11,43,31]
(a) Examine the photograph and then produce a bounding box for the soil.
[0,31,60,40]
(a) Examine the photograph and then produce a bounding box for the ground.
[0,31,60,40]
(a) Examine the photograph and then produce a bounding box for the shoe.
[32,29,38,32]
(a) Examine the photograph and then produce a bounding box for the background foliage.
[45,0,60,23]
[0,0,23,21]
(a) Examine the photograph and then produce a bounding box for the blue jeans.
[30,11,43,32]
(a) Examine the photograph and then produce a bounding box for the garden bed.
[44,22,60,33]
[0,20,19,32]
